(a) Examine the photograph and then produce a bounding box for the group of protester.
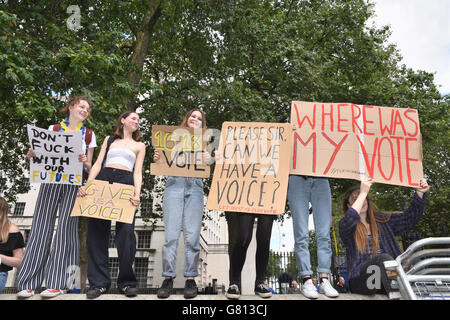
[0,95,429,301]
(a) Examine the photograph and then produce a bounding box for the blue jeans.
[162,176,204,278]
[288,175,332,276]
[0,272,8,293]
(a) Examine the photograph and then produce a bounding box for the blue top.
[339,193,426,280]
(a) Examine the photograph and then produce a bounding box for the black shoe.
[157,278,173,299]
[184,279,198,299]
[226,284,240,300]
[121,286,138,297]
[254,283,272,298]
[86,287,107,299]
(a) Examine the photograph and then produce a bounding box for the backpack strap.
[84,128,93,147]
[101,136,116,169]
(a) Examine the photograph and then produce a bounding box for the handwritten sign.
[150,125,210,178]
[27,124,83,185]
[70,179,136,224]
[290,101,424,187]
[206,122,292,215]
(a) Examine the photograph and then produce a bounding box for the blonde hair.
[0,197,11,244]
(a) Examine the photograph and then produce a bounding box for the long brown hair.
[180,109,206,129]
[60,95,93,117]
[0,197,11,244]
[341,185,391,256]
[113,111,142,141]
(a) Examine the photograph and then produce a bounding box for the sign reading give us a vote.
[27,124,83,185]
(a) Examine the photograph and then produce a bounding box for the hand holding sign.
[415,178,429,198]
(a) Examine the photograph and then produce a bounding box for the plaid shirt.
[339,193,427,280]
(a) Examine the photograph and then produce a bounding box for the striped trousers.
[17,183,79,291]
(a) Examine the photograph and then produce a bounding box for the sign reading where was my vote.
[206,122,292,215]
[71,179,136,224]
[27,124,83,185]
[150,125,210,178]
[290,101,424,187]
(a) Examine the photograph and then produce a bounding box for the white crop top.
[104,148,136,170]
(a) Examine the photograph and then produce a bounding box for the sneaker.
[254,283,272,298]
[301,279,319,299]
[17,289,35,299]
[319,278,339,298]
[157,278,173,299]
[184,279,198,299]
[40,289,65,298]
[121,286,138,298]
[86,287,107,299]
[226,284,241,300]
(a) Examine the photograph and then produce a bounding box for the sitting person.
[339,177,429,296]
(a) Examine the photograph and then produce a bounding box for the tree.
[1,0,448,290]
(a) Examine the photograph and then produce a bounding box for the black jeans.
[349,253,394,295]
[87,167,137,290]
[226,212,276,288]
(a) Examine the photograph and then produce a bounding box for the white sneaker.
[40,289,66,298]
[17,289,35,299]
[301,279,319,299]
[319,278,339,298]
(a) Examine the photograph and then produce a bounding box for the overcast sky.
[370,0,450,94]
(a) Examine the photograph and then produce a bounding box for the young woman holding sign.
[154,109,209,299]
[339,177,429,296]
[78,111,145,299]
[17,96,97,299]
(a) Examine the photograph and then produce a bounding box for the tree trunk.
[78,0,163,292]
[78,218,89,293]
[125,0,162,111]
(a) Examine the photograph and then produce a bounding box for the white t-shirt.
[48,125,97,154]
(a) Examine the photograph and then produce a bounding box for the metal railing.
[384,237,450,300]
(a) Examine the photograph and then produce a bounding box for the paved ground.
[0,293,388,300]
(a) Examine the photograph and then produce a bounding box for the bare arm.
[131,142,146,206]
[78,137,109,197]
[351,178,373,214]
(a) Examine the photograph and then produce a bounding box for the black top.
[0,232,25,272]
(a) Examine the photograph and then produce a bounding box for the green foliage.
[0,1,448,240]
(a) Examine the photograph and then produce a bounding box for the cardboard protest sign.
[150,125,210,178]
[71,179,136,224]
[27,124,83,185]
[206,122,292,215]
[290,101,424,187]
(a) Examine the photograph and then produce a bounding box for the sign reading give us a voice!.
[71,180,136,224]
